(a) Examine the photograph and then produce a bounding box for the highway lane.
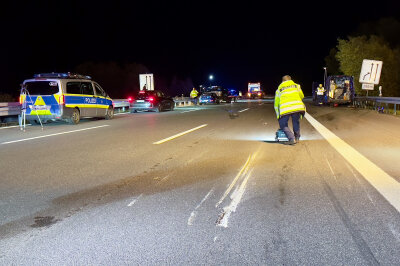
[1,100,400,264]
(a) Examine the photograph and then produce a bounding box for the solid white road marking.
[305,112,400,213]
[1,125,110,145]
[188,188,214,226]
[153,124,208,144]
[128,194,143,207]
[238,108,249,113]
[217,169,254,228]
[216,154,253,207]
[0,124,31,129]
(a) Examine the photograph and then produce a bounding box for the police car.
[20,73,114,124]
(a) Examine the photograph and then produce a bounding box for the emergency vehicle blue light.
[33,73,92,80]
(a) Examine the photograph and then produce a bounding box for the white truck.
[247,82,263,98]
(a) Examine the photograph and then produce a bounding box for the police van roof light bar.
[34,72,92,80]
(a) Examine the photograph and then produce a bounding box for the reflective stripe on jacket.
[317,87,325,95]
[274,80,305,119]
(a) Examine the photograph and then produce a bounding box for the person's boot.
[285,139,296,145]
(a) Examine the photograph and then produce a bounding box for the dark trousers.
[317,95,324,105]
[278,112,301,141]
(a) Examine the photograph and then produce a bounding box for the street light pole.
[323,67,327,87]
[209,75,213,88]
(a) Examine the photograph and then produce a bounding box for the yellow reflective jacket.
[274,80,306,119]
[190,89,198,98]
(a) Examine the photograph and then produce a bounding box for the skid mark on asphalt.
[322,178,379,265]
[305,144,379,265]
[187,188,214,226]
[127,194,143,207]
[216,168,254,228]
[216,154,253,207]
[345,162,375,205]
[325,157,338,183]
[388,223,400,243]
[216,151,259,228]
[305,113,400,214]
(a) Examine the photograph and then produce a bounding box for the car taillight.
[128,97,133,103]
[59,95,65,105]
[148,97,154,102]
[19,95,24,104]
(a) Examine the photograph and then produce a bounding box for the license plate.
[30,105,50,110]
[136,100,144,103]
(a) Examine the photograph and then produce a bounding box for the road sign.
[359,59,383,85]
[139,74,154,91]
[362,83,374,90]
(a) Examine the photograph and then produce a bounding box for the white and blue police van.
[20,73,114,124]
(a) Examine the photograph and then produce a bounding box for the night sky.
[2,0,400,98]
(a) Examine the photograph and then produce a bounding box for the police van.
[20,73,114,124]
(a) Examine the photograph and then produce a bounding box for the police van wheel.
[70,108,80,125]
[105,106,114,120]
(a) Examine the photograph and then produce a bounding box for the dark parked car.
[199,92,219,104]
[130,90,175,112]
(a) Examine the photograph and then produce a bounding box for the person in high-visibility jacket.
[190,88,199,105]
[274,75,306,145]
[316,84,325,105]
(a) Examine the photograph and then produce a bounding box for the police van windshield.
[24,81,59,95]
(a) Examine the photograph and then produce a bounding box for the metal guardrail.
[354,96,400,115]
[112,99,130,112]
[173,97,193,107]
[0,102,21,117]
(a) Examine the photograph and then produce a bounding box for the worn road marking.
[217,169,254,228]
[216,154,253,207]
[1,125,110,145]
[305,112,400,213]
[128,194,143,207]
[153,124,207,144]
[238,108,249,113]
[188,188,214,225]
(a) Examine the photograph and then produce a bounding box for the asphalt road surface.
[1,100,400,265]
